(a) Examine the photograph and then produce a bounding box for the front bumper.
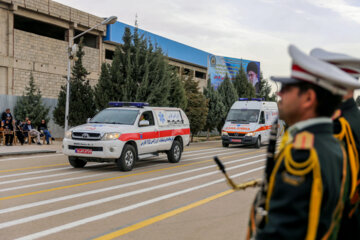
[62,138,125,160]
[221,135,257,145]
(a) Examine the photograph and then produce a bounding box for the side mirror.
[139,120,150,127]
[87,118,91,123]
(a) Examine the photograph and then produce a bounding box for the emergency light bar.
[238,98,264,101]
[108,102,149,108]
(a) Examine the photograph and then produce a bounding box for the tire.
[222,141,229,148]
[117,144,136,171]
[167,140,182,163]
[255,137,261,149]
[68,157,87,168]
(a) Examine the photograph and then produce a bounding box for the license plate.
[75,149,92,154]
[231,139,242,143]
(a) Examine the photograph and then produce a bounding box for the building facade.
[0,0,208,136]
[0,0,207,98]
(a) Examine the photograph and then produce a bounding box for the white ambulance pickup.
[221,98,282,148]
[62,102,190,171]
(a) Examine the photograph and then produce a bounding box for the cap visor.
[270,77,300,84]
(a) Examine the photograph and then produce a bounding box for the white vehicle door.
[155,110,178,151]
[137,111,159,154]
[258,111,269,143]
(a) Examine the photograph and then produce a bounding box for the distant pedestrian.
[1,108,13,124]
[22,120,41,145]
[38,119,54,144]
[3,117,14,146]
[15,120,25,145]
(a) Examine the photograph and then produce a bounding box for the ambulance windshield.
[226,109,260,123]
[90,109,139,125]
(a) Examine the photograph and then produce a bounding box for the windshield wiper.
[229,119,247,122]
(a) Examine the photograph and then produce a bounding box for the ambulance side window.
[139,111,155,126]
[259,111,265,124]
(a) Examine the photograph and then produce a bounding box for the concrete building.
[0,0,208,136]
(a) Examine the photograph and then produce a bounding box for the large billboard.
[208,55,261,92]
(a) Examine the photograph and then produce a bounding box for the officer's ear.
[301,88,317,111]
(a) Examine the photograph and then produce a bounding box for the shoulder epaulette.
[293,131,314,150]
[332,109,342,120]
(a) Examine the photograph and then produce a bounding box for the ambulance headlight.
[102,132,121,140]
[64,131,72,139]
[222,131,228,136]
[245,132,256,137]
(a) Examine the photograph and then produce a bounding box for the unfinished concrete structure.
[0,0,208,136]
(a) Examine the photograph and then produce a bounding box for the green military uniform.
[336,98,360,240]
[248,118,349,240]
[338,98,360,155]
[244,45,360,240]
[309,48,360,239]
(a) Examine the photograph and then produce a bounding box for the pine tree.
[233,64,256,98]
[53,39,96,127]
[257,72,276,101]
[168,67,187,110]
[184,71,208,141]
[94,63,112,111]
[203,77,225,140]
[145,48,171,106]
[14,72,50,126]
[94,26,179,107]
[217,74,238,132]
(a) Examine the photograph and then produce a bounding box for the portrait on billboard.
[207,54,261,93]
[246,61,260,92]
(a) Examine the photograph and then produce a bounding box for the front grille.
[72,132,102,141]
[68,145,103,151]
[228,133,245,137]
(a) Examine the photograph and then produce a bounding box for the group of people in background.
[0,108,54,146]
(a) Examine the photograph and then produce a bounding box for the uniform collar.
[340,98,357,111]
[287,117,332,137]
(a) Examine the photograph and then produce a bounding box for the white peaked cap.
[271,45,360,96]
[310,48,360,78]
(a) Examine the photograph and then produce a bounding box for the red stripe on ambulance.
[119,128,190,141]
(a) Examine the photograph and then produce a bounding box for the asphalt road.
[0,141,266,240]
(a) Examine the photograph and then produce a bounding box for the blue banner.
[208,55,261,92]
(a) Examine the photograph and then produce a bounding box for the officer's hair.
[297,82,342,117]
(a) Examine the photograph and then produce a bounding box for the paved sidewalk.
[0,140,63,157]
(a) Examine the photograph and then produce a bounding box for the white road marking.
[0,158,264,230]
[0,162,108,179]
[15,166,263,240]
[0,172,109,192]
[0,154,265,214]
[0,148,254,187]
[0,154,63,162]
[183,147,224,154]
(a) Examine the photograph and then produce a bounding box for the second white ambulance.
[63,102,190,171]
[221,98,281,148]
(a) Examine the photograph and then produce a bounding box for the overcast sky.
[55,0,360,97]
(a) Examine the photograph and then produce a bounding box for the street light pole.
[65,40,72,132]
[64,16,117,132]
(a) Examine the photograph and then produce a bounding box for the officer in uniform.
[247,45,360,239]
[310,48,360,239]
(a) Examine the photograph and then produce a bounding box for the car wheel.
[222,141,229,148]
[68,157,87,168]
[117,144,136,171]
[255,137,261,149]
[167,140,182,163]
